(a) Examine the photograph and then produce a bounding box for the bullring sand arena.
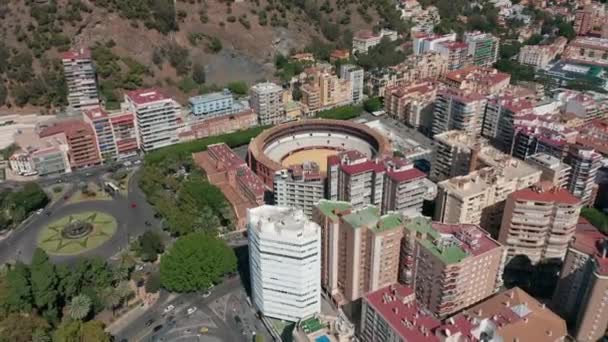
[248,119,391,187]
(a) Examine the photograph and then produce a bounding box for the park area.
[37,211,117,255]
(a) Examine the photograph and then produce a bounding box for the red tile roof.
[511,187,582,206]
[364,283,440,342]
[125,88,169,105]
[61,48,92,60]
[354,30,380,40]
[340,159,385,175]
[573,218,608,276]
[208,143,246,169]
[39,119,93,139]
[83,106,108,121]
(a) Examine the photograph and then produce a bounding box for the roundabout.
[37,211,117,255]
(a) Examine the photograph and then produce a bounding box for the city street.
[113,276,271,342]
[0,167,160,265]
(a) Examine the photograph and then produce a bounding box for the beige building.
[400,217,505,318]
[313,201,404,306]
[434,142,542,233]
[499,183,582,264]
[300,67,352,114]
[552,219,608,342]
[384,81,438,134]
[438,287,568,342]
[517,37,567,69]
[430,130,481,182]
[442,66,511,96]
[527,153,571,189]
[250,82,285,125]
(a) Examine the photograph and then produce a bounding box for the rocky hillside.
[0,0,405,113]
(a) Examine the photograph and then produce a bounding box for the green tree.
[66,294,91,321]
[145,273,161,293]
[5,262,33,313]
[53,319,110,342]
[192,63,206,85]
[207,37,222,53]
[227,81,248,95]
[160,233,237,292]
[30,249,58,322]
[135,231,165,262]
[0,313,50,342]
[363,97,382,112]
[581,207,608,234]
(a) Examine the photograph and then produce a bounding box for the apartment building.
[367,52,448,97]
[430,131,481,182]
[39,120,102,170]
[108,111,139,159]
[61,48,99,110]
[518,37,567,68]
[511,123,576,161]
[313,201,404,305]
[400,217,505,318]
[431,88,487,137]
[565,144,601,206]
[10,129,72,177]
[438,287,567,341]
[562,36,608,67]
[434,147,541,231]
[339,64,364,104]
[188,89,234,117]
[574,3,607,36]
[560,90,608,123]
[124,88,181,152]
[527,153,571,188]
[499,183,582,264]
[83,107,117,161]
[360,283,441,342]
[384,81,438,133]
[412,32,457,55]
[482,96,535,152]
[352,29,398,54]
[327,151,431,216]
[463,31,500,67]
[443,66,511,96]
[248,206,321,322]
[273,163,325,218]
[250,82,285,125]
[552,219,608,342]
[434,41,469,71]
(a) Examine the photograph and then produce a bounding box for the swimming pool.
[315,336,330,342]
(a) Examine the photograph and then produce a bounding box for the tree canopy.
[160,233,237,292]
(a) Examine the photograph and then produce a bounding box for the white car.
[202,290,211,298]
[36,209,44,215]
[163,305,175,314]
[186,306,197,315]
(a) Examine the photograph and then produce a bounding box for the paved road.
[0,168,159,265]
[113,276,270,342]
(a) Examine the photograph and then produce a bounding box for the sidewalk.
[106,292,177,335]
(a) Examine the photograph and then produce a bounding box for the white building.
[124,88,181,152]
[340,64,364,104]
[61,48,100,111]
[248,205,321,322]
[412,32,457,55]
[274,165,325,218]
[250,82,285,125]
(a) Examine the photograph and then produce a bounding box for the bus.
[105,182,119,194]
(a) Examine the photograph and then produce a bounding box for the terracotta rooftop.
[126,88,169,105]
[364,283,440,342]
[573,218,608,276]
[354,29,380,40]
[207,143,246,169]
[440,287,567,342]
[39,119,93,138]
[83,106,109,121]
[61,48,91,60]
[511,186,581,206]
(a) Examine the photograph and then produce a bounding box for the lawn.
[37,211,118,255]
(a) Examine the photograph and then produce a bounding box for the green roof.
[405,217,469,264]
[316,200,352,221]
[419,239,469,264]
[377,213,403,232]
[343,206,380,229]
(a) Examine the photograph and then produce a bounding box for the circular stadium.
[248,119,391,186]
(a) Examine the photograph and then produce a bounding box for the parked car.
[145,319,155,327]
[163,304,175,314]
[199,327,209,333]
[202,290,211,298]
[153,325,163,332]
[186,306,197,315]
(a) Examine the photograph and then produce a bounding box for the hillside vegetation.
[0,0,404,112]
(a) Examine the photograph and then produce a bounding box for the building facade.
[499,184,582,264]
[248,206,321,322]
[527,153,571,189]
[565,145,601,206]
[273,163,325,218]
[61,48,99,110]
[384,81,437,133]
[250,82,285,125]
[313,201,404,305]
[39,120,102,170]
[124,89,181,152]
[340,64,364,104]
[83,107,117,161]
[400,217,505,318]
[431,89,487,137]
[188,89,235,117]
[552,219,608,342]
[463,31,500,67]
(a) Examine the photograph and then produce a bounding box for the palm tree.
[67,294,92,321]
[101,287,121,316]
[116,281,134,308]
